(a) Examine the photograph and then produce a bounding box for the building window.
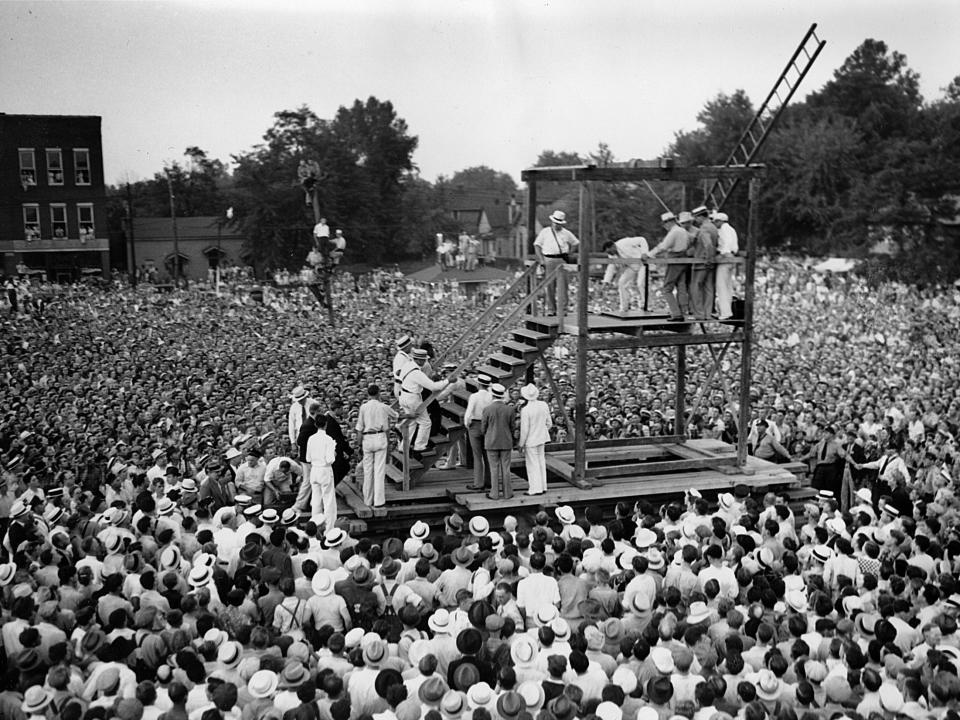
[19,149,36,186]
[77,204,95,241]
[46,149,64,185]
[23,205,40,241]
[50,204,67,238]
[74,149,92,185]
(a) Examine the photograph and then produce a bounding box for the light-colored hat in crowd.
[247,670,279,699]
[549,210,567,225]
[520,383,539,401]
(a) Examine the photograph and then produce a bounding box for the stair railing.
[396,264,564,488]
[431,262,540,369]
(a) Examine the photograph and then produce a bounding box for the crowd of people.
[1,251,960,719]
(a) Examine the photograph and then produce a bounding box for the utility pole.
[125,182,137,287]
[298,160,334,325]
[164,169,182,287]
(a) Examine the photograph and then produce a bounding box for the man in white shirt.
[533,210,579,316]
[392,336,414,399]
[355,384,399,508]
[397,349,450,454]
[516,553,560,625]
[262,455,303,507]
[602,237,649,313]
[714,212,739,320]
[464,374,493,491]
[518,383,552,495]
[306,417,337,528]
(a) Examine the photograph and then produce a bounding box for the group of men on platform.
[533,207,739,320]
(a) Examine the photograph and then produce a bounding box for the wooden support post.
[573,181,591,488]
[737,178,760,466]
[690,340,732,415]
[675,344,686,442]
[540,347,574,437]
[401,421,412,492]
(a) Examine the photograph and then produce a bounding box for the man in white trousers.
[355,384,398,508]
[306,415,338,529]
[397,348,451,456]
[518,383,553,495]
[714,212,739,320]
[602,237,649,313]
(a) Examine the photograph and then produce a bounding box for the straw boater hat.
[490,383,506,399]
[660,211,676,223]
[549,210,567,225]
[396,335,413,350]
[468,516,490,537]
[476,374,492,387]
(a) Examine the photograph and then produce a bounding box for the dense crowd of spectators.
[1,257,960,719]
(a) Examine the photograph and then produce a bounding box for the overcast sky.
[2,0,957,186]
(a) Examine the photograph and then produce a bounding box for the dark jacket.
[324,413,354,483]
[297,415,322,463]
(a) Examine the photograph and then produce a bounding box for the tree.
[446,166,517,197]
[668,90,755,166]
[808,39,921,143]
[231,98,419,272]
[534,150,582,167]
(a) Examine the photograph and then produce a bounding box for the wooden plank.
[544,454,574,479]
[587,332,743,351]
[336,479,373,519]
[547,436,686,452]
[585,456,739,479]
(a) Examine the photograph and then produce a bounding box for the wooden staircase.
[384,314,560,490]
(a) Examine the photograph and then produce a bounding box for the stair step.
[440,402,466,421]
[512,328,552,345]
[501,339,540,358]
[441,417,462,432]
[489,352,528,368]
[430,434,448,446]
[476,364,514,381]
[388,452,422,470]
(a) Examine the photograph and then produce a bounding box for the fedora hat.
[517,681,545,712]
[21,686,52,714]
[363,639,387,667]
[419,676,448,705]
[547,695,577,720]
[0,562,16,586]
[10,501,29,520]
[650,646,675,674]
[510,636,537,666]
[785,589,808,613]
[719,492,735,509]
[379,557,400,579]
[280,661,309,689]
[520,383,539,401]
[467,681,495,710]
[497,691,525,720]
[247,669,279,699]
[633,528,657,549]
[290,385,308,401]
[646,548,665,571]
[755,669,781,702]
[468,516,489,537]
[452,547,473,566]
[410,520,430,541]
[554,505,575,525]
[428,608,452,634]
[548,210,567,225]
[420,542,438,563]
[312,568,334,597]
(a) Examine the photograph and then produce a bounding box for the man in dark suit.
[324,398,354,485]
[481,383,516,500]
[293,401,322,512]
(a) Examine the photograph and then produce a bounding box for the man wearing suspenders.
[392,335,414,400]
[398,349,451,457]
[533,210,580,316]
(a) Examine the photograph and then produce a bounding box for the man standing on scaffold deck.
[533,210,579,316]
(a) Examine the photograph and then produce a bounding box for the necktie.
[301,403,307,423]
[819,442,827,461]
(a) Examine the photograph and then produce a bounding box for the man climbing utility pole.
[298,160,335,326]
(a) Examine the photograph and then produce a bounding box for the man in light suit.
[481,383,515,501]
[518,383,553,496]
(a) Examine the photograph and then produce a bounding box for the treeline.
[109,40,960,281]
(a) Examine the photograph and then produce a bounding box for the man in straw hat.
[287,384,313,448]
[518,383,552,495]
[397,348,453,457]
[644,210,690,321]
[463,374,493,492]
[533,209,580,316]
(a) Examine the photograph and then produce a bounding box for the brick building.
[0,113,110,279]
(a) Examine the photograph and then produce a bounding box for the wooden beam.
[738,178,760,467]
[539,353,574,437]
[573,181,591,488]
[547,435,686,452]
[521,164,765,184]
[585,456,738,479]
[676,345,686,441]
[586,332,743,351]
